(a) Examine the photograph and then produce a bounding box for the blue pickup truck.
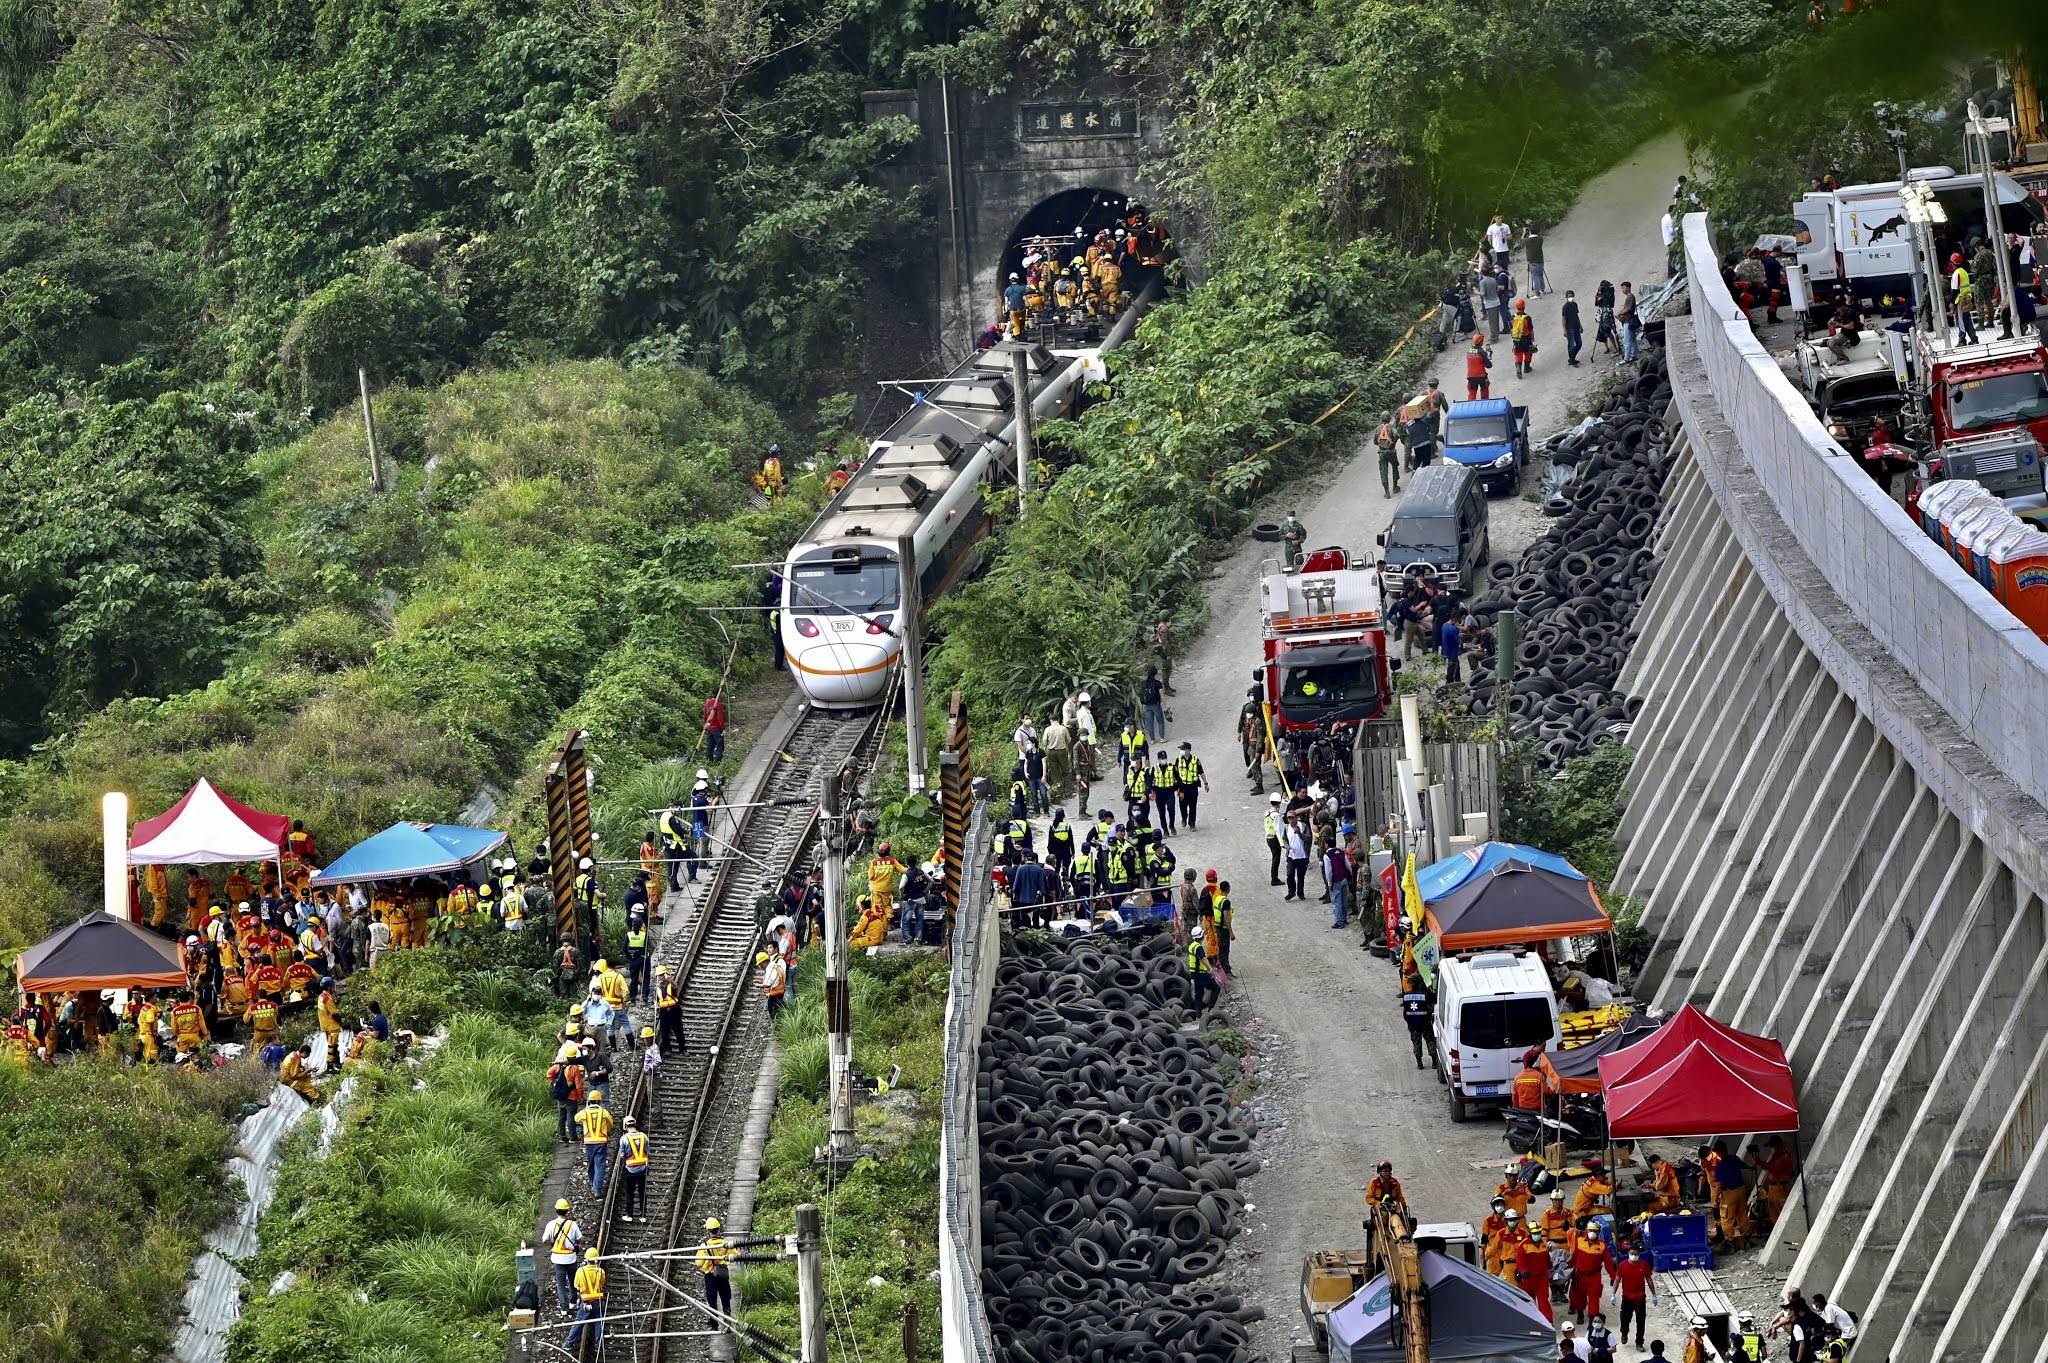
[1441,397,1530,494]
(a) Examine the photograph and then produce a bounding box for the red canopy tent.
[1599,1003,1788,1090]
[1598,1004,1804,1220]
[129,779,290,865]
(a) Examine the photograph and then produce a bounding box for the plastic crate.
[1645,1212,1713,1271]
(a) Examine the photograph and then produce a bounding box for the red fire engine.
[1258,547,1392,735]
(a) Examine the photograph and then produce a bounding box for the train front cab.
[784,544,901,707]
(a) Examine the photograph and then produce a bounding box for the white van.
[1434,950,1560,1123]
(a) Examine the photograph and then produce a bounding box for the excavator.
[2003,59,2048,197]
[1299,1201,1433,1362]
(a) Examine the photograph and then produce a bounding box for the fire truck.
[1258,546,1391,735]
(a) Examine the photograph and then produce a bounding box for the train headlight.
[794,617,821,638]
[866,615,895,636]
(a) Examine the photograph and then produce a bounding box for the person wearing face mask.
[1612,1244,1657,1349]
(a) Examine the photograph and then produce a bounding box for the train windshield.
[790,550,901,614]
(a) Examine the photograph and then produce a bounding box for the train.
[780,296,1153,707]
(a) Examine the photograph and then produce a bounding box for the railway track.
[580,702,886,1361]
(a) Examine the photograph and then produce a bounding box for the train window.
[791,551,901,614]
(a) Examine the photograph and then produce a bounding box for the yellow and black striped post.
[544,729,595,949]
[938,692,972,919]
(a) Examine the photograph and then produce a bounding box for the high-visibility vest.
[504,894,523,925]
[577,1105,614,1145]
[600,970,628,1005]
[574,873,596,906]
[1176,755,1199,784]
[696,1236,731,1273]
[659,983,680,1009]
[1186,939,1208,974]
[1125,767,1149,799]
[1264,812,1282,840]
[762,959,787,997]
[1735,1333,1765,1362]
[1049,823,1071,850]
[1073,850,1096,878]
[627,926,647,951]
[575,1263,607,1300]
[622,1131,649,1169]
[547,1217,581,1260]
[1153,764,1177,790]
[661,810,687,843]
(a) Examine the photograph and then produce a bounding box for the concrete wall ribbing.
[1615,217,2048,1357]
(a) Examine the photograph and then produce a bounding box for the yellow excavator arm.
[1367,1202,1430,1363]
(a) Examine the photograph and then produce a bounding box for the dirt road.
[1153,131,1689,1359]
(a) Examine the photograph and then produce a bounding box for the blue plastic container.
[1644,1212,1713,1271]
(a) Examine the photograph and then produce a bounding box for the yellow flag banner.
[1401,853,1423,930]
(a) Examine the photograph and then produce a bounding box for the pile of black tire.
[978,933,1263,1363]
[1464,346,1676,765]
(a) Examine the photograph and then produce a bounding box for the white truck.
[1434,950,1561,1123]
[1791,166,2046,316]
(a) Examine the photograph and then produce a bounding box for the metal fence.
[1351,720,1501,842]
[938,804,998,1363]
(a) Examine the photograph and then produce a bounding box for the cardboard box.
[507,1308,536,1331]
[1545,1140,1569,1171]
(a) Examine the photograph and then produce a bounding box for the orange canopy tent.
[15,911,187,994]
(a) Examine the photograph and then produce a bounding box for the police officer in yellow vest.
[656,964,686,1055]
[619,1115,650,1221]
[625,918,650,1003]
[574,855,601,944]
[1124,755,1151,825]
[566,1247,607,1352]
[1071,845,1099,914]
[697,1216,734,1320]
[1173,742,1209,830]
[1187,926,1219,1011]
[1150,748,1179,834]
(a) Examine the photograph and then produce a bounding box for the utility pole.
[896,534,929,794]
[1007,345,1034,518]
[796,1204,826,1363]
[820,768,856,1163]
[359,367,385,491]
[1884,116,1926,322]
[1494,610,1517,696]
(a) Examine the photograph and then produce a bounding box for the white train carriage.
[781,306,1148,706]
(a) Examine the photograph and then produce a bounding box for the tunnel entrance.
[1000,187,1132,287]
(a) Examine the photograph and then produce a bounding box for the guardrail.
[937,804,997,1363]
[1680,212,2048,813]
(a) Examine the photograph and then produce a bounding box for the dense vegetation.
[0,1057,270,1363]
[229,939,564,1363]
[739,949,949,1363]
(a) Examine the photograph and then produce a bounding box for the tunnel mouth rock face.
[1001,187,1133,283]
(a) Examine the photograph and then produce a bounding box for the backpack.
[1511,314,1531,340]
[549,1063,571,1101]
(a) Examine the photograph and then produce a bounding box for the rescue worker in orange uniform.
[1514,1230,1555,1320]
[1539,1188,1573,1247]
[279,1042,319,1101]
[223,866,255,906]
[1465,333,1493,400]
[145,863,171,927]
[1480,1198,1515,1279]
[246,994,281,1053]
[1365,1161,1407,1215]
[867,842,905,921]
[1566,1218,1613,1324]
[1510,1049,1545,1112]
[1572,1157,1614,1221]
[1757,1135,1796,1225]
[186,871,214,930]
[170,990,210,1053]
[1494,1165,1533,1219]
[1646,1152,1684,1215]
[1492,1208,1526,1281]
[249,957,285,1002]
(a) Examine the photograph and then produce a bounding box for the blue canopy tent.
[308,822,508,886]
[1415,841,1586,902]
[1325,1249,1555,1362]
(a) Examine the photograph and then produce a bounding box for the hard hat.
[1505,1164,1518,1177]
[578,856,593,870]
[570,1004,586,1016]
[1490,1196,1505,1208]
[1504,1209,1521,1221]
[1473,332,1486,344]
[589,1089,604,1101]
[642,1026,655,1038]
[595,960,608,972]
[557,1198,572,1211]
[1549,1189,1564,1200]
[657,965,670,975]
[1077,691,1090,703]
[1515,298,1526,310]
[1377,1160,1392,1171]
[624,1116,637,1128]
[586,1247,601,1259]
[1009,272,1019,281]
[1738,1311,1755,1325]
[210,905,224,916]
[1192,923,1205,939]
[1692,1316,1709,1329]
[1204,868,1218,882]
[697,768,710,781]
[1950,253,1963,265]
[757,951,771,964]
[185,934,200,945]
[694,780,708,791]
[706,1217,722,1231]
[1268,793,1282,804]
[878,841,891,854]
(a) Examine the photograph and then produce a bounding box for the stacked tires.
[1465,346,1676,764]
[979,933,1263,1363]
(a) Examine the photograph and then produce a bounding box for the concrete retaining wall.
[938,806,998,1363]
[1615,215,2048,1361]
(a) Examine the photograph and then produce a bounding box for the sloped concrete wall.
[1615,216,2048,1361]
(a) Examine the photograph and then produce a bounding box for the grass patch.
[228,944,560,1363]
[744,950,950,1362]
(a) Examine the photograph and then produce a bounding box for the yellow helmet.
[756,951,772,965]
[585,1247,601,1259]
[705,1216,722,1231]
[594,959,609,972]
[557,1198,571,1212]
